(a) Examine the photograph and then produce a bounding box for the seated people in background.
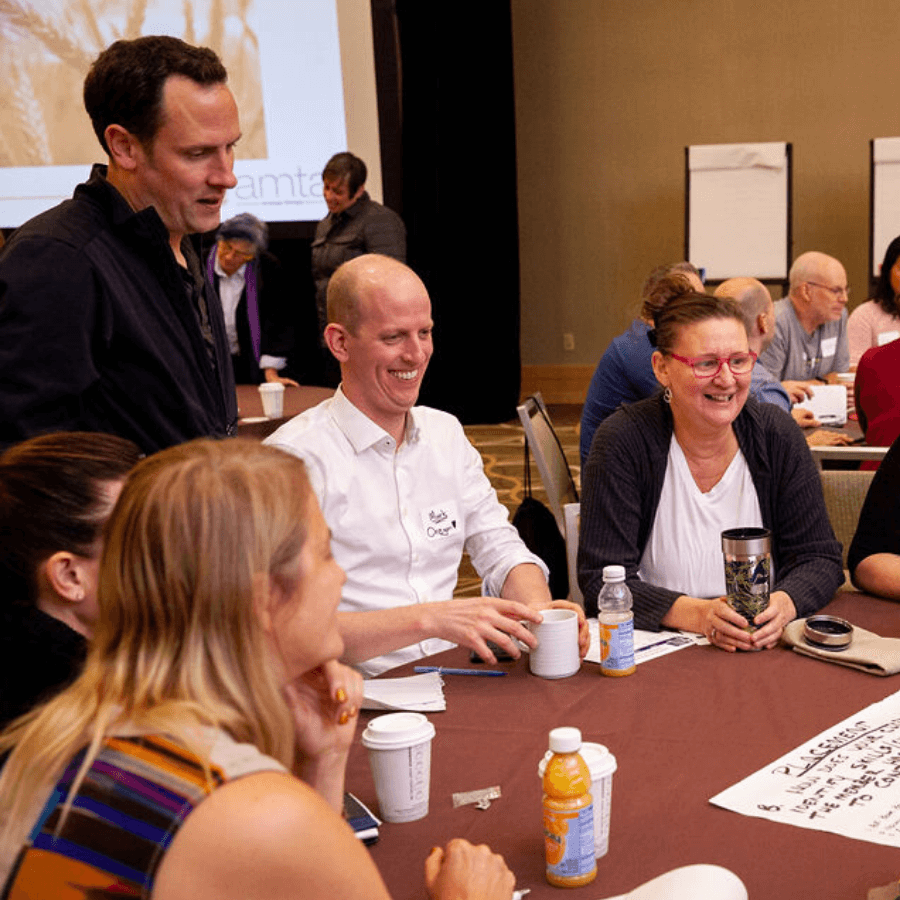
[713,277,790,412]
[311,152,406,385]
[206,213,299,387]
[714,277,853,448]
[854,338,900,449]
[0,36,239,454]
[578,293,843,650]
[0,438,515,900]
[580,262,704,466]
[848,234,900,367]
[0,432,141,729]
[266,254,588,676]
[759,251,851,400]
[849,433,900,599]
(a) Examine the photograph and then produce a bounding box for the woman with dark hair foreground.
[0,431,142,728]
[0,438,513,900]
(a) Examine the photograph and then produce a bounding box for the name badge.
[820,336,838,359]
[422,501,461,540]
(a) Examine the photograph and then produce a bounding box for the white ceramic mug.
[528,607,580,678]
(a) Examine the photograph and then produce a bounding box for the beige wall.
[511,0,900,399]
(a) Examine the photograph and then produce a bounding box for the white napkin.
[362,672,446,712]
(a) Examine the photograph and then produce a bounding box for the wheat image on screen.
[0,0,266,167]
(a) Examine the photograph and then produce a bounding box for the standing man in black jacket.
[0,35,240,454]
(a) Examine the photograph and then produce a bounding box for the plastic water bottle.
[598,565,635,676]
[542,727,597,887]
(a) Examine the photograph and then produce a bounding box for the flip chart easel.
[870,137,900,287]
[685,141,792,289]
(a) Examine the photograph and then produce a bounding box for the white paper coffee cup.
[361,712,436,823]
[258,382,285,418]
[539,741,617,858]
[528,607,580,678]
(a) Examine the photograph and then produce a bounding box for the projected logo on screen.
[231,169,324,208]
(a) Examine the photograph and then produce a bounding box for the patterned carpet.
[455,404,582,595]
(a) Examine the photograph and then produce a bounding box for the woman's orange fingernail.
[339,711,350,725]
[336,687,347,703]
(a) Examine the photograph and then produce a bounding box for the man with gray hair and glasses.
[759,251,850,401]
[716,276,853,447]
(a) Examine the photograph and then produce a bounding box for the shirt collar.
[332,190,370,224]
[329,384,421,453]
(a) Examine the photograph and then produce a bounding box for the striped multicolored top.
[2,730,285,899]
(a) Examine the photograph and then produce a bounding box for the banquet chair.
[517,393,578,534]
[563,502,583,608]
[818,468,875,571]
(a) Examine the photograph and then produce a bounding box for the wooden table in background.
[235,384,333,439]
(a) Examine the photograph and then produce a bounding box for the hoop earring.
[663,387,672,404]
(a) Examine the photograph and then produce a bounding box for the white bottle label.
[600,617,635,671]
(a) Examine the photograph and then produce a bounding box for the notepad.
[795,383,847,426]
[361,672,446,712]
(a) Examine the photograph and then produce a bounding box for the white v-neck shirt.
[638,437,764,598]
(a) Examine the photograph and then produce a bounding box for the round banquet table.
[347,589,900,899]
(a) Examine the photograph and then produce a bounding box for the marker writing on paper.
[414,666,507,677]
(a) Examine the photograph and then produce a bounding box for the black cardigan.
[578,394,843,627]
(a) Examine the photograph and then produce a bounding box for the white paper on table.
[596,863,748,900]
[794,384,847,426]
[710,688,900,847]
[362,672,446,712]
[586,621,705,666]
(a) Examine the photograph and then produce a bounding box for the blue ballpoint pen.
[413,666,507,677]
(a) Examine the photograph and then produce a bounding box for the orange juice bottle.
[542,727,596,887]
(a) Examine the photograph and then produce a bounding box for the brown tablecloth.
[348,590,900,899]
[235,384,333,439]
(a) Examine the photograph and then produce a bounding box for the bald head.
[323,254,433,441]
[327,254,427,335]
[789,252,845,296]
[715,277,774,354]
[715,278,771,331]
[787,251,849,330]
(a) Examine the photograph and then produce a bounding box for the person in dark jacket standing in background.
[0,35,239,454]
[311,152,406,385]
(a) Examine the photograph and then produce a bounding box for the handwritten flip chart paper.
[710,689,900,847]
[687,142,789,281]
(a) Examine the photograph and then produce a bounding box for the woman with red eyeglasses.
[578,291,842,651]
